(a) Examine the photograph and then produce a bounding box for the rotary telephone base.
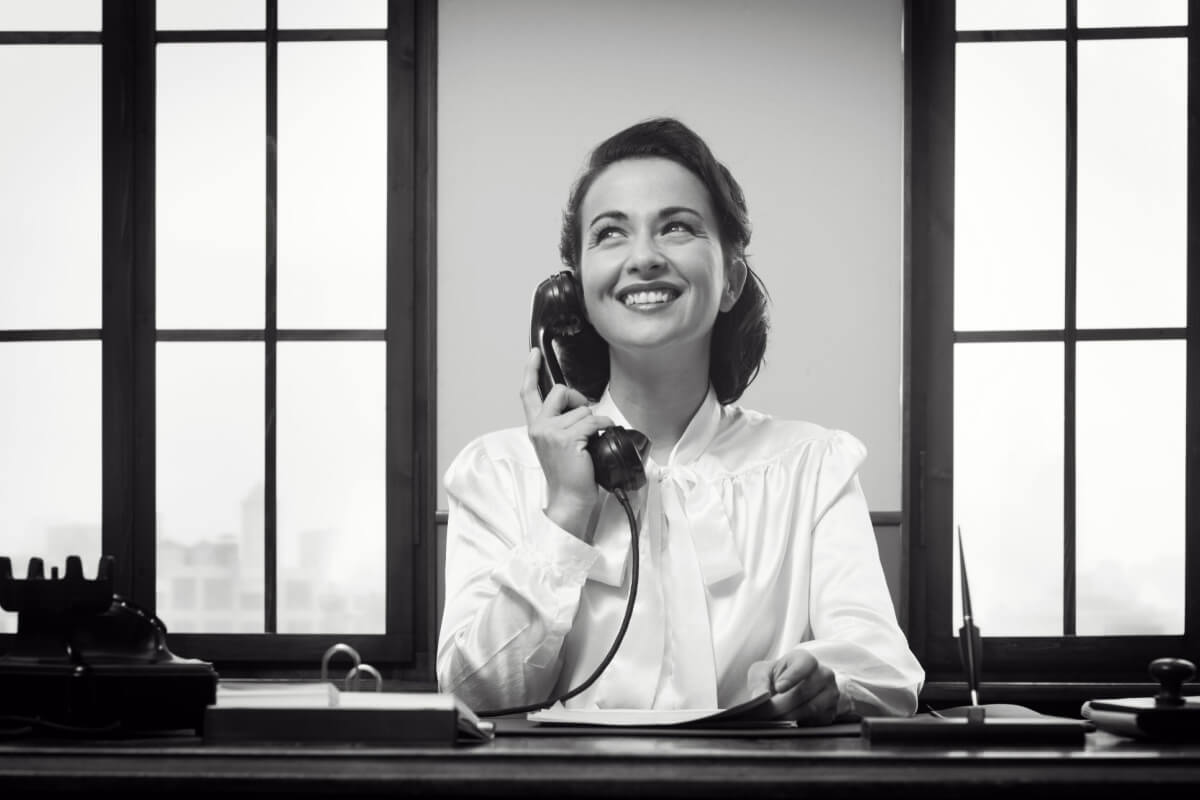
[0,555,217,735]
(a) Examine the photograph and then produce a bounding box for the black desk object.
[1083,657,1200,740]
[0,555,217,734]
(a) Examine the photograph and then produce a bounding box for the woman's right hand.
[520,347,614,541]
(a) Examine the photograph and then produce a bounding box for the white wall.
[436,0,904,512]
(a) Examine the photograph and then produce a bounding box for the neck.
[606,340,711,463]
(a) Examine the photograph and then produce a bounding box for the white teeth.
[622,289,677,307]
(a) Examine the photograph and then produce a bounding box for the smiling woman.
[557,120,768,414]
[436,118,923,724]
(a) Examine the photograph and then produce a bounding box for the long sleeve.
[796,434,924,718]
[436,434,599,711]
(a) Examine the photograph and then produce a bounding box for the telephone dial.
[476,271,651,717]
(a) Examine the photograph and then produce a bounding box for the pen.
[957,526,982,707]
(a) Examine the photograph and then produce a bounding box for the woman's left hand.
[746,649,840,725]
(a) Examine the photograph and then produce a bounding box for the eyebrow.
[586,206,703,229]
[658,205,703,219]
[588,210,628,229]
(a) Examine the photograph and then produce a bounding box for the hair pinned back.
[558,117,769,404]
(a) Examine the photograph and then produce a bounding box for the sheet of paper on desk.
[527,691,785,727]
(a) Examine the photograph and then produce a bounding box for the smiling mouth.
[621,288,680,308]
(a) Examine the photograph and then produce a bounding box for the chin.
[608,329,710,357]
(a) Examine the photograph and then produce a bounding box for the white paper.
[527,691,778,727]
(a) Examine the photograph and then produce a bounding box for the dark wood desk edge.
[1,732,1199,797]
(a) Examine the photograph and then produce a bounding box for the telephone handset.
[529,270,650,494]
[475,272,649,718]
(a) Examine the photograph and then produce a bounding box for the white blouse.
[436,386,924,717]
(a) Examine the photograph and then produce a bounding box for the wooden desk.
[1,729,1197,798]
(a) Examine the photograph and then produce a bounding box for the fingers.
[520,348,543,421]
[748,650,840,726]
[774,683,839,726]
[520,348,596,422]
[770,650,819,695]
[530,405,614,448]
[746,660,774,697]
[542,385,594,416]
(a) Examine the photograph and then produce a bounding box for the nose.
[626,230,666,274]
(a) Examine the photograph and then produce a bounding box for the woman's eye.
[591,226,623,244]
[662,220,695,236]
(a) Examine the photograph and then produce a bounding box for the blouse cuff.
[833,671,859,719]
[525,509,599,583]
[489,510,597,630]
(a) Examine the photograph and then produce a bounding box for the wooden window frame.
[1,0,438,680]
[904,0,1198,687]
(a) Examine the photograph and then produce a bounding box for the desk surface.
[1,729,1198,798]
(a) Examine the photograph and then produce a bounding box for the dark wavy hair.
[556,117,769,405]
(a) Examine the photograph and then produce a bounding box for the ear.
[720,257,748,313]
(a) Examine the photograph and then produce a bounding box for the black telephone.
[529,270,650,494]
[0,555,217,735]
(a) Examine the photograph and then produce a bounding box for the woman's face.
[577,157,736,360]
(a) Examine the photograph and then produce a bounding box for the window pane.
[0,0,100,30]
[1078,0,1186,27]
[278,0,386,29]
[157,0,265,30]
[277,342,385,634]
[277,42,385,329]
[157,343,264,634]
[955,43,1064,331]
[1076,341,1184,635]
[954,342,1063,636]
[1077,39,1186,329]
[157,44,265,329]
[0,342,101,633]
[956,0,1063,30]
[0,45,100,329]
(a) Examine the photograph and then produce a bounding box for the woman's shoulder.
[444,426,539,491]
[709,404,867,476]
[451,426,538,467]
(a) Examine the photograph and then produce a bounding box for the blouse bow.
[649,462,743,587]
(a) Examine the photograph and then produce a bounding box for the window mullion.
[1063,0,1078,637]
[1184,0,1199,647]
[265,0,279,635]
[101,0,156,608]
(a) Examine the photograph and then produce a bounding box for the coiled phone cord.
[475,486,640,718]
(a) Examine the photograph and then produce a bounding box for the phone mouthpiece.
[588,426,650,493]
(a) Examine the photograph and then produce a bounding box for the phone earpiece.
[530,272,586,397]
[537,272,585,337]
[587,426,651,493]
